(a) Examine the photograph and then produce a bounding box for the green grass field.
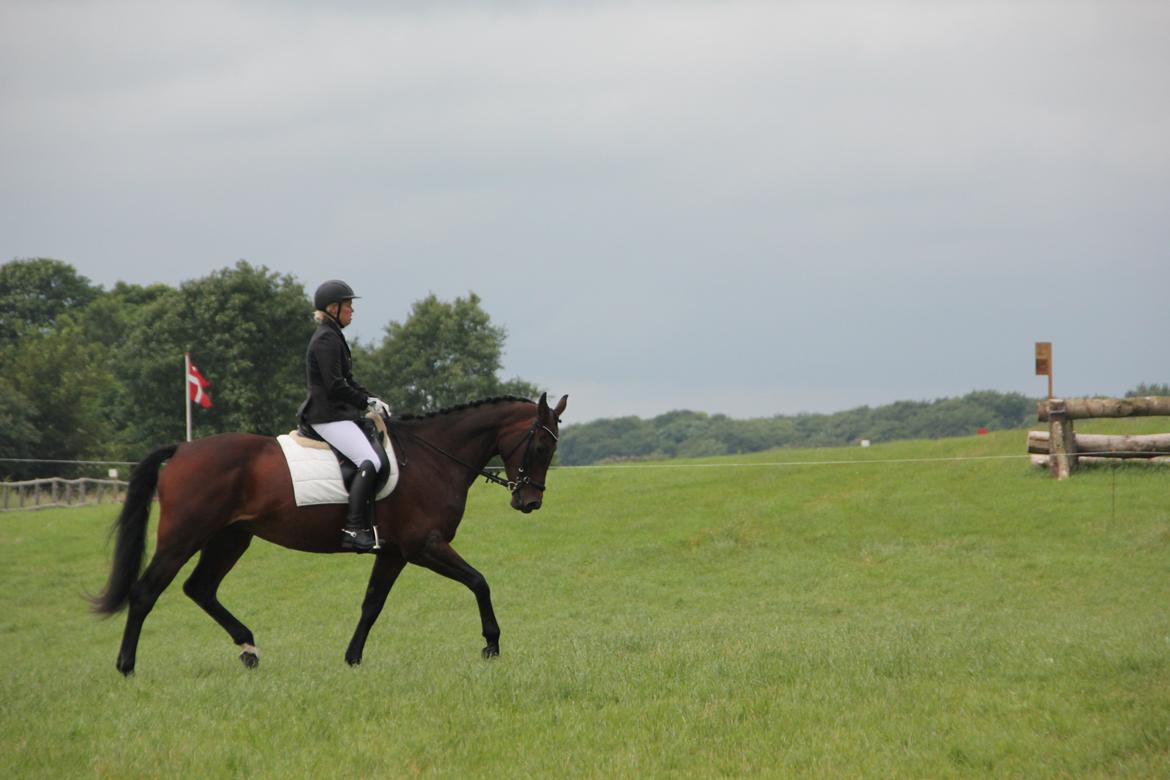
[3,423,1169,778]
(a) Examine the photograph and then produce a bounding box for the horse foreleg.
[418,538,501,658]
[182,524,258,668]
[345,548,406,666]
[116,549,193,676]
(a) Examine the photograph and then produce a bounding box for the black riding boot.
[341,461,378,553]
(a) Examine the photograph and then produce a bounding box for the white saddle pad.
[276,432,400,507]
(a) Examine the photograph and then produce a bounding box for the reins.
[395,418,558,494]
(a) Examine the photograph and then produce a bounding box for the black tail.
[90,444,180,615]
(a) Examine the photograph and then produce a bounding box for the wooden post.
[1047,398,1077,480]
[1060,401,1080,473]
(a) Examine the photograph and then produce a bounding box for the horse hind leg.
[182,524,258,669]
[116,548,194,676]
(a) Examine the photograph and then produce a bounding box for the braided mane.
[395,395,535,422]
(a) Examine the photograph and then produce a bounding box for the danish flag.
[187,358,213,408]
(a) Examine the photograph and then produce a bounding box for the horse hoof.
[240,651,259,669]
[482,645,500,659]
[116,657,135,676]
[346,655,362,667]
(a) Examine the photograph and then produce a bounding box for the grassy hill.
[2,424,1168,777]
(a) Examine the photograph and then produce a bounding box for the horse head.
[499,392,568,514]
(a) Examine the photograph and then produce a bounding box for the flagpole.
[185,352,193,442]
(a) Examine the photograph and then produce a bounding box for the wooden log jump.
[1032,396,1170,480]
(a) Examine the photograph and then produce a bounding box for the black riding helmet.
[313,279,359,312]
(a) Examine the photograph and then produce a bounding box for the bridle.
[397,417,558,495]
[496,418,560,493]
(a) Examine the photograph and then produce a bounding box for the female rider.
[297,280,390,552]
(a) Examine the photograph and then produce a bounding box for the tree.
[0,258,101,344]
[1,321,121,477]
[0,273,176,475]
[358,292,539,414]
[1126,382,1170,397]
[0,262,547,469]
[0,376,41,478]
[114,261,314,450]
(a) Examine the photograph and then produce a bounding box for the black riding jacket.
[297,318,372,425]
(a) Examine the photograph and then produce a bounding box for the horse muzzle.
[511,491,543,514]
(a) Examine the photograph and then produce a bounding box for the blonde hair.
[313,302,341,323]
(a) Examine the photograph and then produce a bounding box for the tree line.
[0,258,537,479]
[4,258,1164,476]
[555,390,1044,465]
[556,383,1170,466]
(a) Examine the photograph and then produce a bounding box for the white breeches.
[310,420,383,472]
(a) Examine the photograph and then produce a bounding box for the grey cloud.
[2,1,1168,423]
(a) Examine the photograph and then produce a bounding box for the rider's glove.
[367,397,391,417]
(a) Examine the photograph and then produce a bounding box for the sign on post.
[1035,342,1053,399]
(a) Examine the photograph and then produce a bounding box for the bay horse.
[92,393,568,675]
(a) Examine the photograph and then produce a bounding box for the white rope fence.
[0,458,136,466]
[554,454,1028,470]
[552,452,1169,471]
[5,451,1167,475]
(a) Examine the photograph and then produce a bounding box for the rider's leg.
[310,420,383,553]
[340,460,378,552]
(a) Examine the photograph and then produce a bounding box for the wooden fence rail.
[1,478,128,512]
[1036,396,1170,421]
[1027,431,1170,458]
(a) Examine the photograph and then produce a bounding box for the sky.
[2,1,1168,425]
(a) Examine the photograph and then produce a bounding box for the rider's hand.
[368,397,391,417]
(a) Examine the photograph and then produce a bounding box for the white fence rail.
[2,478,128,512]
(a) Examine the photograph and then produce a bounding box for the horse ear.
[554,394,568,419]
[538,392,549,419]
